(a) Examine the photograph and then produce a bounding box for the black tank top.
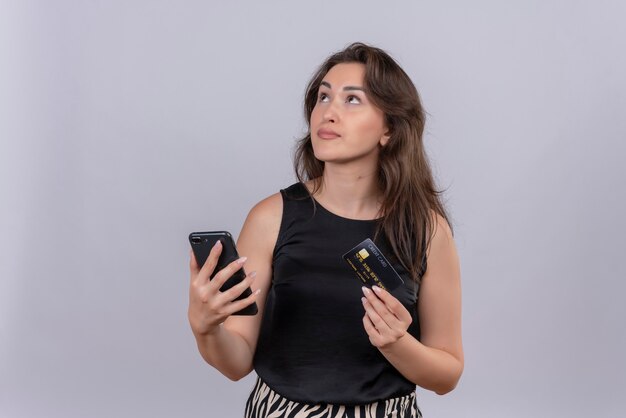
[253,182,424,404]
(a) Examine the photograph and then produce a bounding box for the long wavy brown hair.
[294,42,452,282]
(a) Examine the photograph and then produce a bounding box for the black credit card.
[342,238,404,291]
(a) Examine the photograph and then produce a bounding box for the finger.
[223,287,261,316]
[371,286,405,319]
[372,286,413,324]
[362,287,397,327]
[370,286,412,324]
[209,256,247,292]
[362,313,379,336]
[361,297,391,333]
[198,240,223,283]
[218,271,257,304]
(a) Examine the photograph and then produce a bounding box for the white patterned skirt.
[244,376,422,418]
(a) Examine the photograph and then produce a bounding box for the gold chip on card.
[342,238,404,291]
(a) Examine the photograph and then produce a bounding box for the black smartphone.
[189,231,258,316]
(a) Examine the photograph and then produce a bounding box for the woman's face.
[310,63,389,166]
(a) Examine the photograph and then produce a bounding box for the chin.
[313,154,357,165]
[312,148,345,163]
[314,150,377,166]
[311,145,336,163]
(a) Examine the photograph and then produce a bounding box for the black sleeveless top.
[253,183,425,404]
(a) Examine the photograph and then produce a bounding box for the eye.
[346,95,361,104]
[318,92,329,103]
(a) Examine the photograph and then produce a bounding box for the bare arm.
[361,214,463,394]
[188,193,282,380]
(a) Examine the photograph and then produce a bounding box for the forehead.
[321,62,366,87]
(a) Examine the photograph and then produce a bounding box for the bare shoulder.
[237,192,283,253]
[245,192,282,230]
[250,192,283,215]
[422,210,460,289]
[427,211,455,256]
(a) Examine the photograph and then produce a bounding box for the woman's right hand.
[188,240,259,337]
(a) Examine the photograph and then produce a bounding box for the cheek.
[356,114,386,140]
[309,106,322,127]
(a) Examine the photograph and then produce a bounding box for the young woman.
[188,42,463,418]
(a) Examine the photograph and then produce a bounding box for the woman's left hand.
[361,285,413,349]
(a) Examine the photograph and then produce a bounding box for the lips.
[317,128,341,139]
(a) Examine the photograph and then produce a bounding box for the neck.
[311,162,383,220]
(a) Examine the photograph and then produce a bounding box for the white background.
[1,1,625,417]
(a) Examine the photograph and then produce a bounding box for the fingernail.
[237,256,247,264]
[213,240,222,248]
[372,285,382,293]
[249,271,257,279]
[361,297,368,305]
[254,289,261,295]
[362,286,371,296]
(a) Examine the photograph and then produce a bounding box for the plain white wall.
[1,1,625,417]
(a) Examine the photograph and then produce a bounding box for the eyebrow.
[320,81,364,91]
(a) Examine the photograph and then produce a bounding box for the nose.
[322,98,339,123]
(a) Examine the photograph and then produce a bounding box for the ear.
[379,132,391,147]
